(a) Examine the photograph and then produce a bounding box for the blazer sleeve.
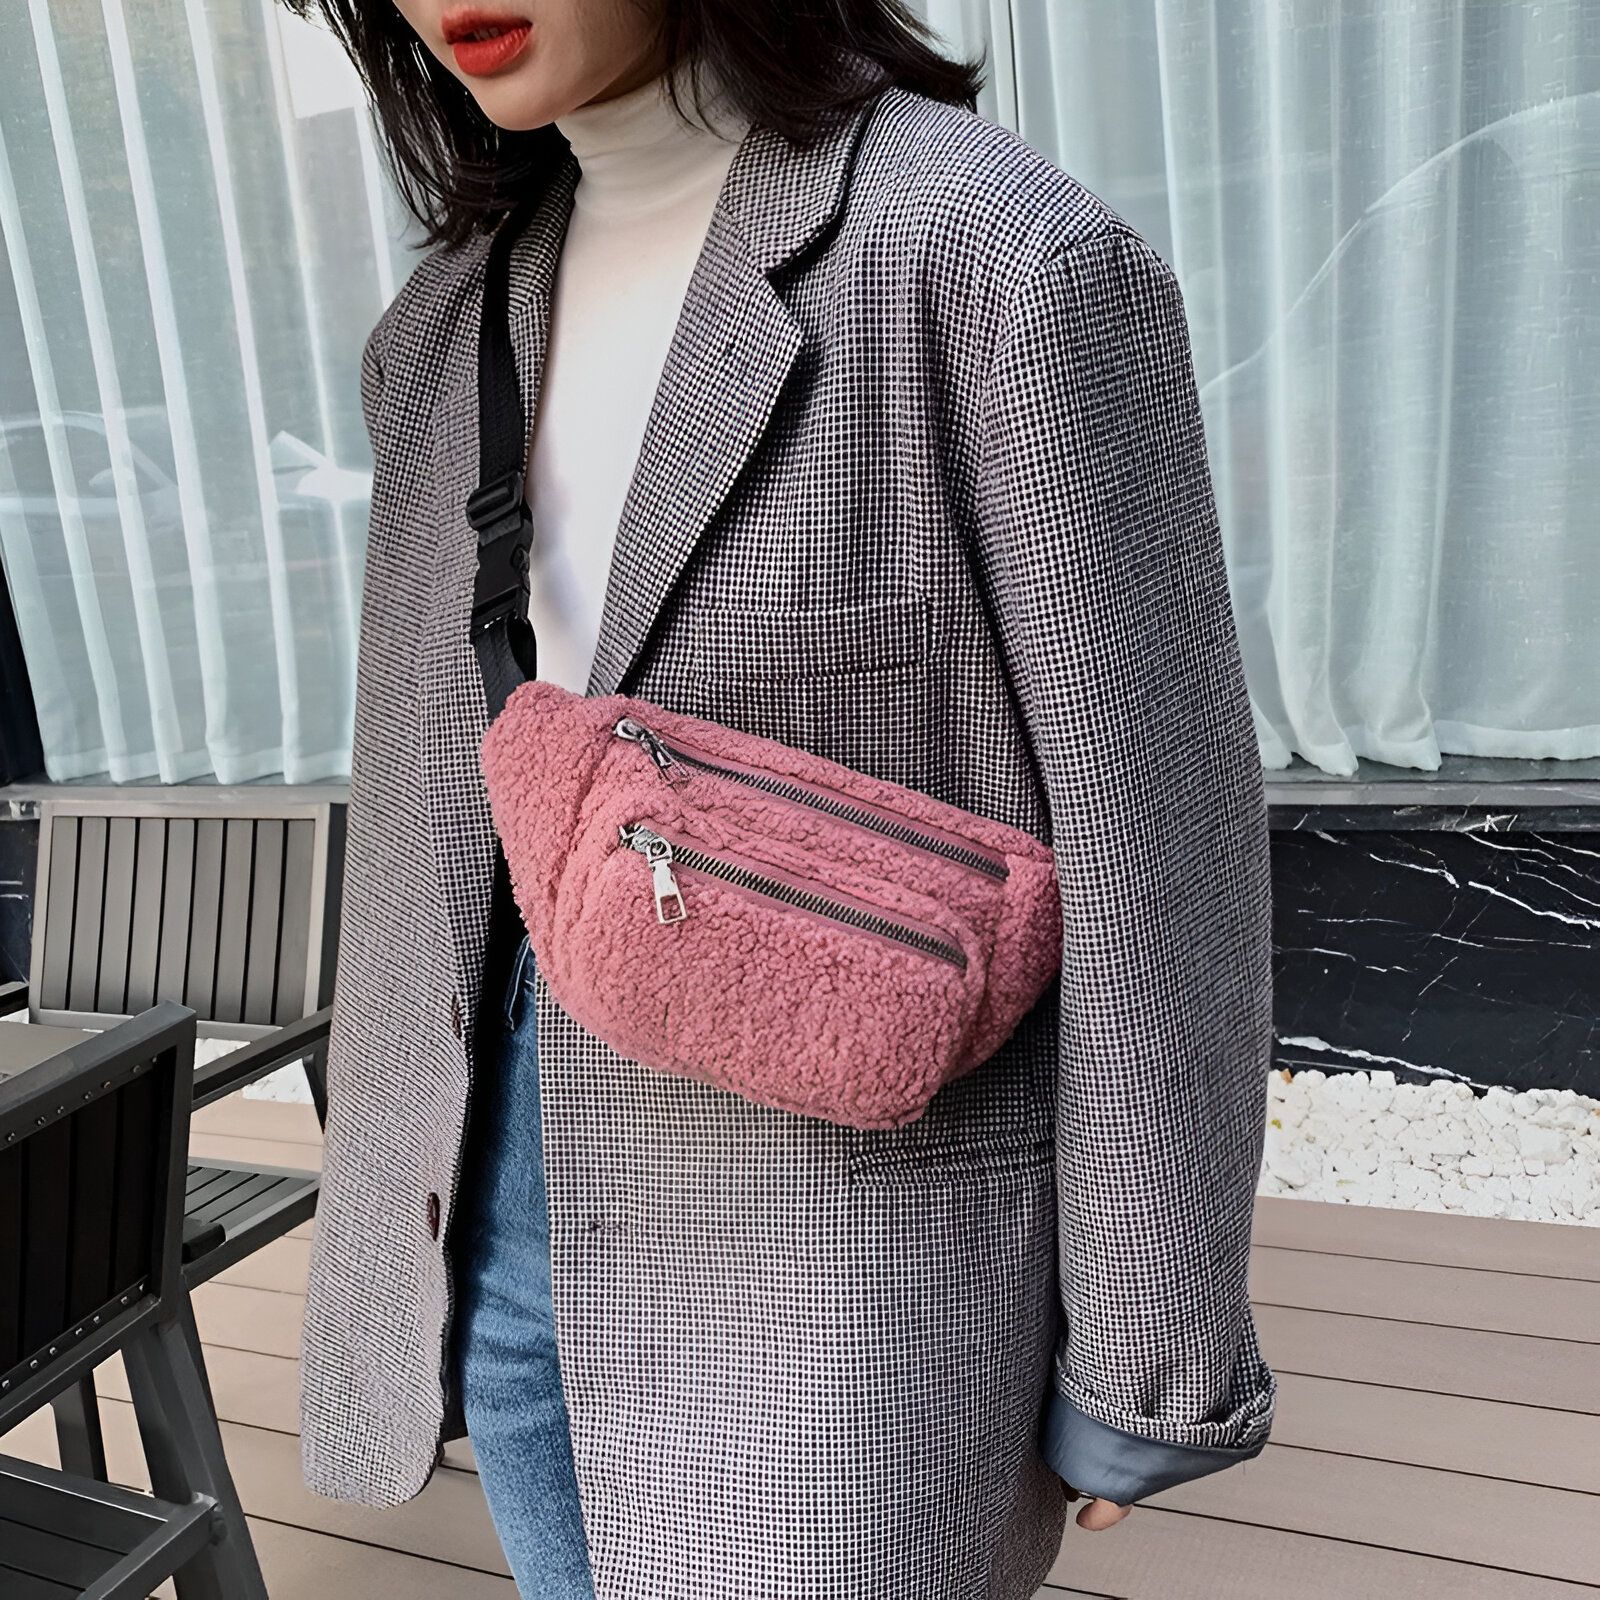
[971,228,1277,1506]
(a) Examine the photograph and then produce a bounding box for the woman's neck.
[556,69,749,222]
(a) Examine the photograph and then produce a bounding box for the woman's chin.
[467,80,566,134]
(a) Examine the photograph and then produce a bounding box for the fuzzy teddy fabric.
[480,679,1061,1128]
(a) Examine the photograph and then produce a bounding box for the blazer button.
[449,993,463,1040]
[426,1192,441,1240]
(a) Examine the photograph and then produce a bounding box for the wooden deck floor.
[4,1097,1597,1598]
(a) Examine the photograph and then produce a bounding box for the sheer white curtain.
[915,1,1600,775]
[0,1,420,784]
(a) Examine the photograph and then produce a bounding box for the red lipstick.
[441,6,532,77]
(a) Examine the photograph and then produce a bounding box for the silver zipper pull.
[618,822,689,923]
[649,857,687,924]
[614,716,689,786]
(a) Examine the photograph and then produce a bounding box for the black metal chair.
[0,1002,267,1599]
[2,799,335,1484]
[39,1012,332,1489]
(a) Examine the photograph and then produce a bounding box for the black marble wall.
[1268,759,1600,1099]
[0,818,37,984]
[1271,824,1599,1097]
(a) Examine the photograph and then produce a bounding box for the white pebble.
[1268,1153,1309,1189]
[1519,1125,1571,1165]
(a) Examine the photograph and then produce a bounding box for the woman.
[292,3,1278,1597]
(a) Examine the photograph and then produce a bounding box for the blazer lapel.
[584,90,884,697]
[581,212,799,700]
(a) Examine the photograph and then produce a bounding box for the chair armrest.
[182,1212,228,1262]
[0,980,28,1017]
[192,1005,332,1113]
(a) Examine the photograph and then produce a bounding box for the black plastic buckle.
[466,470,533,638]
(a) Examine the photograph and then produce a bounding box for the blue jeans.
[451,934,595,1598]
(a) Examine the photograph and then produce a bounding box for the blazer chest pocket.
[689,592,933,683]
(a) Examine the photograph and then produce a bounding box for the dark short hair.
[281,2,983,249]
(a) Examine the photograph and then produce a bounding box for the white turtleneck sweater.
[524,73,749,693]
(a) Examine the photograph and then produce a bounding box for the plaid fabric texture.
[300,78,1276,1599]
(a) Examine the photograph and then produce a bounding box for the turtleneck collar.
[555,68,750,222]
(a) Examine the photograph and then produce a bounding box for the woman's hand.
[1062,1484,1134,1531]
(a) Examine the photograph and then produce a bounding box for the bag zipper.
[617,821,968,970]
[614,716,1009,881]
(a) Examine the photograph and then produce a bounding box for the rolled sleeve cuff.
[1040,1388,1269,1507]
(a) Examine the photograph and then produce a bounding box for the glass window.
[917,0,1600,775]
[0,2,422,783]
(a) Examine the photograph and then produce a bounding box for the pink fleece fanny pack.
[480,681,1061,1127]
[465,191,1061,1129]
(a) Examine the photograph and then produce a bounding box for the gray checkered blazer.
[300,76,1277,1599]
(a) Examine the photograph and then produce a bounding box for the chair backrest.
[29,797,344,1040]
[0,1002,196,1433]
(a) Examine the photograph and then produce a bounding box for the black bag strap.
[469,192,544,718]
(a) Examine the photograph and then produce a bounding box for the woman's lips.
[441,8,532,77]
